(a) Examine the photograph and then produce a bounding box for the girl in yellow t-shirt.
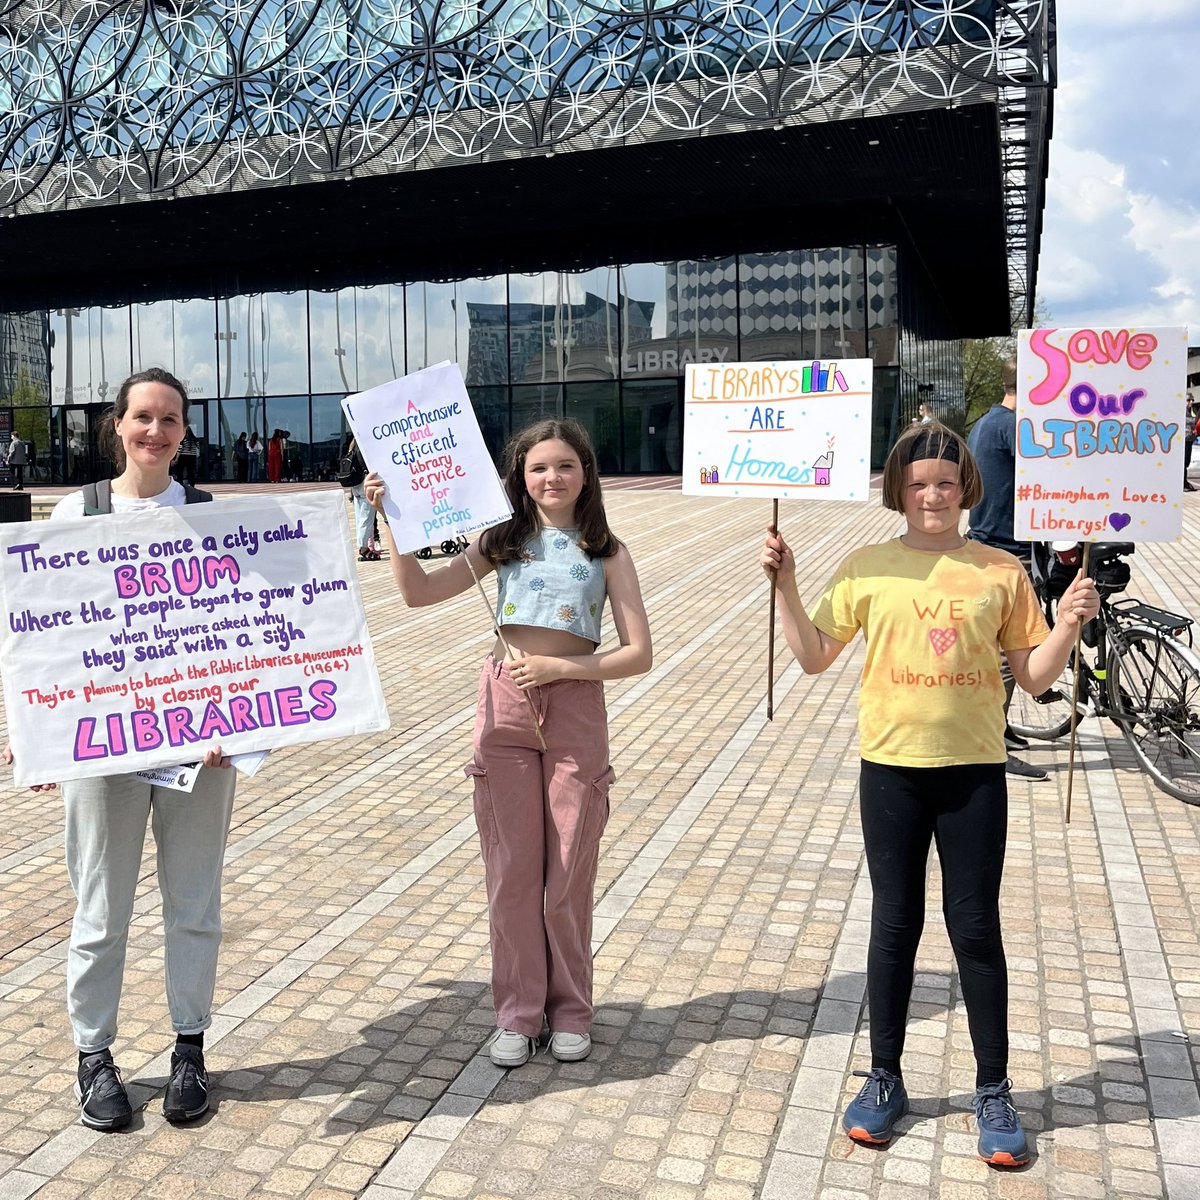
[761,422,1098,1167]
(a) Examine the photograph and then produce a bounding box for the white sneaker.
[490,1029,536,1068]
[549,1031,592,1062]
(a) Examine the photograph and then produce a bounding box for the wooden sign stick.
[768,498,779,721]
[462,549,548,751]
[1063,542,1092,824]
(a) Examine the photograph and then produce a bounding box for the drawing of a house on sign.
[812,452,834,485]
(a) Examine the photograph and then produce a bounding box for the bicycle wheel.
[1108,628,1200,804]
[1008,654,1085,740]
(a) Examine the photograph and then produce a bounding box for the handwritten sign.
[682,360,873,501]
[1015,327,1188,541]
[0,493,390,787]
[344,362,511,554]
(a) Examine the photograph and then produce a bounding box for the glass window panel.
[619,260,737,380]
[216,293,309,399]
[508,270,620,385]
[510,384,561,433]
[310,285,407,394]
[468,387,510,464]
[217,399,264,480]
[50,305,131,406]
[565,383,619,474]
[510,269,621,383]
[407,277,507,384]
[865,244,899,367]
[312,394,350,482]
[266,396,312,479]
[621,380,682,473]
[132,298,218,398]
[0,313,51,407]
[11,407,54,483]
[738,248,867,363]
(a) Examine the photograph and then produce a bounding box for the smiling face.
[523,437,585,524]
[901,456,964,543]
[114,382,186,475]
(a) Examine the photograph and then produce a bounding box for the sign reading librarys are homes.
[682,359,873,502]
[1015,327,1188,542]
[0,493,390,787]
[344,362,511,555]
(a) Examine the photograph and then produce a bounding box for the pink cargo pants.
[465,656,615,1037]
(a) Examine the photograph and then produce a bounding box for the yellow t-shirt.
[811,539,1050,767]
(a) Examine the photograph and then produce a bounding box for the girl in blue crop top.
[367,418,651,1069]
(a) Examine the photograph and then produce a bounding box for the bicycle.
[1007,541,1200,804]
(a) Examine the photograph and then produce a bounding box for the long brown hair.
[479,419,620,564]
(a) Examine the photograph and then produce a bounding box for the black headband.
[905,429,960,466]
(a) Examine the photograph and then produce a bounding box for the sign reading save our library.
[682,359,873,501]
[1015,327,1188,542]
[0,493,390,787]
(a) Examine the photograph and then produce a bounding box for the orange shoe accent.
[846,1126,891,1145]
[981,1150,1027,1167]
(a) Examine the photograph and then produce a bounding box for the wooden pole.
[462,549,548,751]
[768,498,779,721]
[1064,543,1091,825]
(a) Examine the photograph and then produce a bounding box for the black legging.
[859,759,1008,1087]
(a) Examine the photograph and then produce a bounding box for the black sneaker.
[163,1043,209,1123]
[75,1050,133,1131]
[1003,725,1029,750]
[1005,755,1048,781]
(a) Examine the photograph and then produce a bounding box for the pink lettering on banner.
[277,687,309,725]
[1027,328,1161,406]
[310,679,337,720]
[165,708,198,745]
[74,718,107,761]
[131,711,163,750]
[228,695,258,732]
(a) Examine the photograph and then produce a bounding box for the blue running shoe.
[974,1079,1029,1166]
[842,1067,908,1145]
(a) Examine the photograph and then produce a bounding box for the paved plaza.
[3,482,1200,1200]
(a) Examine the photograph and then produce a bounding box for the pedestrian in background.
[6,432,27,490]
[1185,394,1197,493]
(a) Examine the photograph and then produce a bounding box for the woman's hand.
[2,742,57,791]
[761,527,797,586]
[201,745,232,769]
[509,655,567,689]
[1056,571,1101,628]
[364,472,386,514]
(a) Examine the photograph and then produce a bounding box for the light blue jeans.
[62,768,236,1052]
[351,484,374,549]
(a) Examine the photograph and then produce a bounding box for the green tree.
[963,302,1053,432]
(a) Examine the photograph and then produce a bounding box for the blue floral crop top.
[495,527,607,644]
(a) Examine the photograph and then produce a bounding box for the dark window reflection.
[566,383,619,473]
[622,380,682,474]
[266,396,312,480]
[511,384,561,433]
[468,387,509,463]
[312,394,349,481]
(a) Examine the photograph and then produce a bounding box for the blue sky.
[1039,1,1199,336]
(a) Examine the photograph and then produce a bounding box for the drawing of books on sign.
[682,360,872,502]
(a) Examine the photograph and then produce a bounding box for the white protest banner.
[0,493,390,787]
[344,362,511,554]
[682,359,873,501]
[1015,326,1188,542]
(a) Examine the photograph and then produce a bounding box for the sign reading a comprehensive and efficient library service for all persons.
[344,362,511,555]
[1015,327,1188,542]
[682,359,873,501]
[0,493,390,787]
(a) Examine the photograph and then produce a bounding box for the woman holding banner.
[5,367,235,1132]
[760,422,1098,1167]
[366,419,652,1068]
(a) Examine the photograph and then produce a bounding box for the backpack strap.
[82,479,111,516]
[82,479,212,514]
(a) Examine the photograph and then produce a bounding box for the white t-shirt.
[51,480,188,520]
